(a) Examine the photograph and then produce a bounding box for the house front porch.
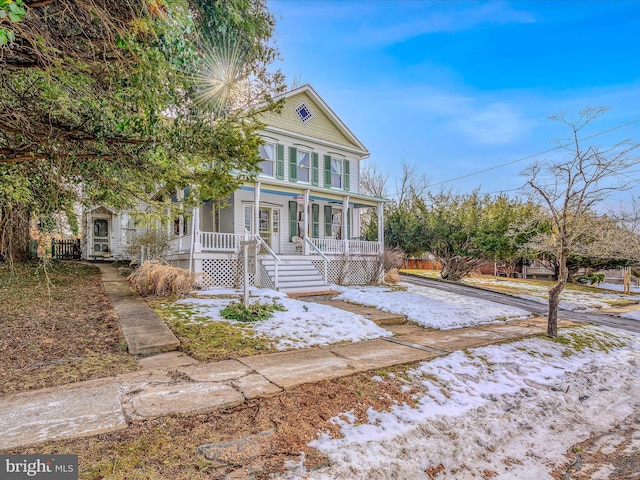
[165,179,386,292]
[167,231,384,292]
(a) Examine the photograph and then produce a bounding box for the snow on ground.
[515,293,591,312]
[171,281,539,348]
[334,283,530,330]
[596,281,640,294]
[621,309,640,321]
[280,327,640,480]
[465,277,639,311]
[175,287,392,350]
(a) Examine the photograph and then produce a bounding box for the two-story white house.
[83,85,386,292]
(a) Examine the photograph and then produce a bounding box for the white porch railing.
[181,232,382,257]
[305,237,328,284]
[349,240,383,255]
[256,234,280,289]
[307,238,382,256]
[200,232,244,252]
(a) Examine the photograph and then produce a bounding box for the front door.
[92,218,110,256]
[259,207,271,247]
[258,207,280,254]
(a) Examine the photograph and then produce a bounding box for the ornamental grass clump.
[221,300,287,322]
[128,259,197,297]
[384,268,401,284]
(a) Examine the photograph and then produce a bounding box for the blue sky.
[268,0,640,201]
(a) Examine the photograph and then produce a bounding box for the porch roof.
[240,181,387,209]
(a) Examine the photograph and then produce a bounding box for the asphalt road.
[399,273,640,334]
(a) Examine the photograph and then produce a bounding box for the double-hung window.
[331,158,343,189]
[297,150,310,183]
[258,143,275,177]
[243,206,253,233]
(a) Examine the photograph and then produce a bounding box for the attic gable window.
[294,101,315,124]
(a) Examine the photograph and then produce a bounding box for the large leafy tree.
[0,0,284,261]
[376,185,544,279]
[475,195,543,277]
[417,191,487,281]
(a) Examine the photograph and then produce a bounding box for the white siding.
[353,208,362,238]
[257,131,363,196]
[201,202,215,232]
[219,202,234,234]
[350,158,360,194]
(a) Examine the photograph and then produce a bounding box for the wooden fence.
[52,239,81,260]
[401,258,441,270]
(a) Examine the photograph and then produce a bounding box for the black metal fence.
[52,239,81,260]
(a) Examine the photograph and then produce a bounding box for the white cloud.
[346,3,536,47]
[414,89,535,145]
[454,102,534,144]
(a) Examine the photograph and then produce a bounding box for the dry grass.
[128,260,197,297]
[0,261,137,395]
[148,300,275,361]
[384,268,401,284]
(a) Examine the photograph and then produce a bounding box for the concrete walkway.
[97,263,179,355]
[0,264,577,451]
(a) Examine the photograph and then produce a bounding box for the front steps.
[261,256,330,293]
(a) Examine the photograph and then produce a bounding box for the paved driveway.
[400,274,640,334]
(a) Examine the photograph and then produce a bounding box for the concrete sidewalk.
[0,316,569,451]
[0,264,576,451]
[97,263,180,355]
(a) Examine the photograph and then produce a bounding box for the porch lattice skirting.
[311,258,383,285]
[200,258,256,288]
[190,256,382,289]
[258,263,276,290]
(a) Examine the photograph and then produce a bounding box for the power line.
[429,118,640,188]
[478,187,522,196]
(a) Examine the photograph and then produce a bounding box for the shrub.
[383,247,405,271]
[128,259,197,296]
[221,300,286,322]
[577,272,605,285]
[125,229,171,261]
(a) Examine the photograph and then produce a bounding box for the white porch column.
[303,189,309,255]
[254,182,262,287]
[343,196,350,254]
[254,182,261,239]
[192,206,201,253]
[377,202,384,254]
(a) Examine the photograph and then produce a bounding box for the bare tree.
[360,162,430,243]
[395,163,429,205]
[360,163,390,198]
[522,106,640,337]
[522,212,640,279]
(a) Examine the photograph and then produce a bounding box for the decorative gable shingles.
[260,92,359,150]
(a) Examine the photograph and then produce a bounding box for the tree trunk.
[0,203,32,262]
[547,281,564,337]
[547,247,569,338]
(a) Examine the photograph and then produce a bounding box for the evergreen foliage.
[0,0,284,261]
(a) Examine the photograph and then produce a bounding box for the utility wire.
[429,118,640,188]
